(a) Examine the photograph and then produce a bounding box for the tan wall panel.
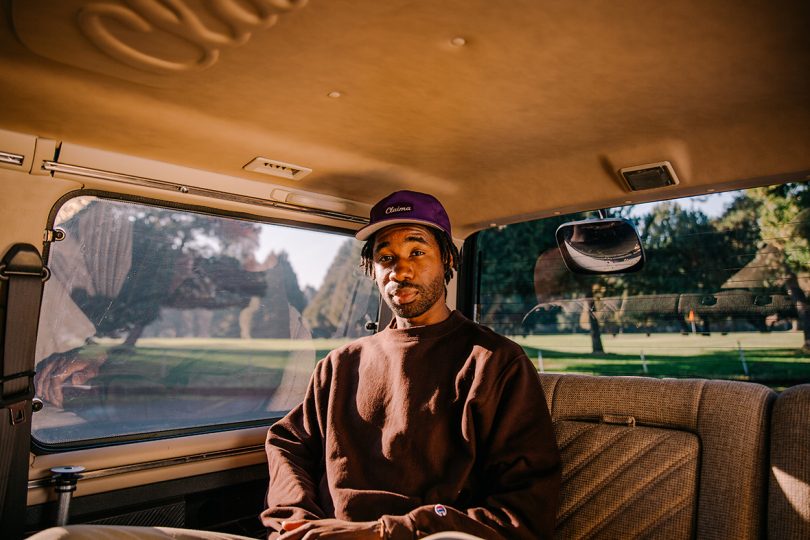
[28,426,268,505]
[0,169,81,256]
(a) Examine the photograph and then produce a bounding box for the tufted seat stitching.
[588,445,696,538]
[557,426,686,525]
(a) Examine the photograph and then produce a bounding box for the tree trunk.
[123,323,145,348]
[586,298,605,354]
[782,272,810,352]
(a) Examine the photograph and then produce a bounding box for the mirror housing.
[555,218,645,274]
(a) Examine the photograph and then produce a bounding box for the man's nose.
[390,259,414,281]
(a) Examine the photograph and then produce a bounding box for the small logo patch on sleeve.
[434,504,447,517]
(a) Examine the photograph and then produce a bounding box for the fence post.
[737,340,749,376]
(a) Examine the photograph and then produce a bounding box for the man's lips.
[388,286,418,303]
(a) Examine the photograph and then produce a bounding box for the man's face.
[372,224,448,322]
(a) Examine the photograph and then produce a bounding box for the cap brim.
[355,218,447,241]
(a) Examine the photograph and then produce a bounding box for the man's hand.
[35,350,107,408]
[278,518,382,539]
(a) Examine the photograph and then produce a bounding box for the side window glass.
[475,183,809,390]
[33,196,378,447]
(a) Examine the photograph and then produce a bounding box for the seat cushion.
[555,421,698,539]
[540,374,774,540]
[768,384,810,539]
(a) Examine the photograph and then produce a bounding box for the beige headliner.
[1,0,809,238]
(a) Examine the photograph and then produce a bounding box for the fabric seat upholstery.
[539,374,775,539]
[768,383,810,539]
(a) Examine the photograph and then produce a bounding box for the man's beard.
[384,274,445,319]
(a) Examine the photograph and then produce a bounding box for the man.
[260,191,561,539]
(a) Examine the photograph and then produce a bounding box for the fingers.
[282,520,307,531]
[34,354,105,408]
[278,525,307,539]
[70,362,101,385]
[277,520,380,539]
[278,520,322,539]
[35,356,72,407]
[46,362,77,408]
[34,357,57,405]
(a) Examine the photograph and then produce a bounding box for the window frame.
[33,189,380,453]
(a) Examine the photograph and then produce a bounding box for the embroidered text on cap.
[354,190,452,241]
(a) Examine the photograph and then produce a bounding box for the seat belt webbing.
[0,244,46,540]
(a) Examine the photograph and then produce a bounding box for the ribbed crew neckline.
[382,309,466,341]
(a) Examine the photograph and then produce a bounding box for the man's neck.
[394,303,451,329]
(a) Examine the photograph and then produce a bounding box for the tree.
[632,203,733,295]
[62,199,266,346]
[241,251,309,339]
[66,202,180,345]
[478,212,616,353]
[477,217,569,335]
[303,240,378,338]
[745,184,810,351]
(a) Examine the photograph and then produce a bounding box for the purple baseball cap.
[355,190,452,241]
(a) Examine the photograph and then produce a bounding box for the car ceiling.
[1,0,809,238]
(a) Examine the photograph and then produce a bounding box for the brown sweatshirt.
[261,311,560,539]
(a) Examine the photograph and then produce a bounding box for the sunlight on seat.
[773,466,810,521]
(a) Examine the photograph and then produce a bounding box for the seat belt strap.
[0,244,47,540]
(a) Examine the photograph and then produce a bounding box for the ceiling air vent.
[619,161,680,191]
[243,157,312,181]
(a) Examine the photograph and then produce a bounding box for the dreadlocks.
[360,227,460,284]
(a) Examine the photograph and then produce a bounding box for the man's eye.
[412,250,425,256]
[377,255,393,263]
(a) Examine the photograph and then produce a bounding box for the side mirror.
[555,218,645,274]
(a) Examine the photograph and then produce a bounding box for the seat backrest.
[539,373,774,539]
[768,383,810,539]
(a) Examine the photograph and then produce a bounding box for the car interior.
[1,1,809,539]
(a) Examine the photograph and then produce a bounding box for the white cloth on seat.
[27,525,258,540]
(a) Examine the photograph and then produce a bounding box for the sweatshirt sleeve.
[260,358,331,537]
[379,354,561,540]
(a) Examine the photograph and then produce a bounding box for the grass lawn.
[38,332,807,443]
[36,339,343,443]
[87,332,810,390]
[90,337,351,376]
[511,331,810,389]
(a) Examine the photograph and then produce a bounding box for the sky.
[256,225,351,290]
[629,189,741,219]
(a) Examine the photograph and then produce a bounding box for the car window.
[33,195,379,448]
[474,182,809,390]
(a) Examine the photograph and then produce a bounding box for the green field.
[511,332,810,389]
[98,332,810,388]
[37,332,808,443]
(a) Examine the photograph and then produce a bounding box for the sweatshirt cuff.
[379,513,417,540]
